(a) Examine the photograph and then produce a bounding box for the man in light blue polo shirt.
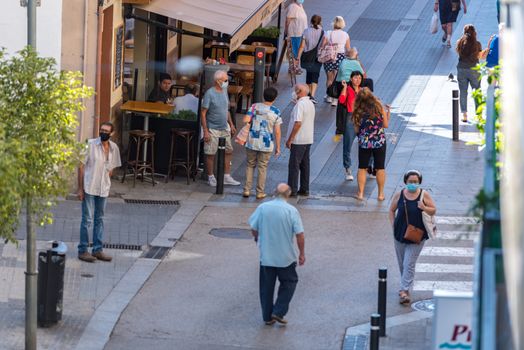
[248,183,306,325]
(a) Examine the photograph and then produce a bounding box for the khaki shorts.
[204,128,233,155]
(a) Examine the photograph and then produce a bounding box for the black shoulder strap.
[314,30,324,50]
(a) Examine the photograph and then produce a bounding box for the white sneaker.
[325,96,332,103]
[331,98,338,106]
[208,175,217,187]
[224,174,240,186]
[345,168,354,181]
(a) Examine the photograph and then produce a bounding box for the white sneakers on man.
[345,168,354,181]
[224,174,241,185]
[208,175,217,187]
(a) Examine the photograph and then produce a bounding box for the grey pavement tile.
[0,241,140,350]
[14,200,179,247]
[348,18,401,43]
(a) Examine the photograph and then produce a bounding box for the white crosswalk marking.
[436,231,479,240]
[420,246,475,257]
[414,281,473,292]
[415,263,474,273]
[435,216,480,225]
[413,221,479,293]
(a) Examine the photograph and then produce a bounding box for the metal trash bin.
[37,241,67,327]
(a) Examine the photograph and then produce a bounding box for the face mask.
[100,132,110,142]
[297,0,304,3]
[221,81,229,89]
[406,183,419,193]
[292,91,298,101]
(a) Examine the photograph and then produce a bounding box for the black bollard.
[216,137,226,195]
[370,313,380,350]
[452,89,459,141]
[377,268,387,337]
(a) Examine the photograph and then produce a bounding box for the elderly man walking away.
[249,183,306,325]
[286,84,316,197]
[77,122,121,262]
[201,70,240,187]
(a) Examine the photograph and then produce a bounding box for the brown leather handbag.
[403,193,424,243]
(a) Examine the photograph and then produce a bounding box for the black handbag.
[301,31,324,70]
[326,81,340,98]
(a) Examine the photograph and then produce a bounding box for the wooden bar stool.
[167,128,196,185]
[122,130,156,187]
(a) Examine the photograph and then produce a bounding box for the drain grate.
[124,199,180,205]
[342,334,367,350]
[141,246,170,259]
[88,243,143,251]
[209,228,253,240]
[412,298,434,313]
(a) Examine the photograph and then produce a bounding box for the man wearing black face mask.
[77,121,121,263]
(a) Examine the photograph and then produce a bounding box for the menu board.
[114,25,124,90]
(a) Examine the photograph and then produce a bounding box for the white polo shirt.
[287,96,315,145]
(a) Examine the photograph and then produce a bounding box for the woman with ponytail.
[456,24,483,123]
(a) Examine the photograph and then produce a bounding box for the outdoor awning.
[138,0,283,52]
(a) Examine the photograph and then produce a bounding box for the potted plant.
[166,109,198,130]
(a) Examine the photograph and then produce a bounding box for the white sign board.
[433,290,473,350]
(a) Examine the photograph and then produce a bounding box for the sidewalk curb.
[342,310,432,349]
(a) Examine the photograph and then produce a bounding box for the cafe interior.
[118,0,286,187]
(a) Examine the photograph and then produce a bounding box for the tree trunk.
[25,196,37,350]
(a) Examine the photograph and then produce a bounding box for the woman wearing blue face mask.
[388,170,437,305]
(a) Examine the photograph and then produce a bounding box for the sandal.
[399,291,411,305]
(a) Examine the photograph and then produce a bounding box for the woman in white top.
[321,16,351,105]
[285,0,308,59]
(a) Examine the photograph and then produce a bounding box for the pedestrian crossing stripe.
[420,246,475,257]
[415,263,473,273]
[435,231,479,240]
[413,280,473,292]
[435,216,480,225]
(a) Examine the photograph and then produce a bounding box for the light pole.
[23,1,38,349]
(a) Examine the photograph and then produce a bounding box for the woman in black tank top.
[388,170,437,304]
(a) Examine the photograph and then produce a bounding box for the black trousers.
[288,144,311,194]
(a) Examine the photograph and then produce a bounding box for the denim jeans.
[78,193,107,254]
[259,263,298,322]
[343,117,356,170]
[457,67,481,113]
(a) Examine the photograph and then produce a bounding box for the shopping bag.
[430,12,439,34]
[234,124,250,145]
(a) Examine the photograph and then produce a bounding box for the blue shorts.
[290,37,302,58]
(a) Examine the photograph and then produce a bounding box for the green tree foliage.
[0,47,93,243]
[469,63,501,219]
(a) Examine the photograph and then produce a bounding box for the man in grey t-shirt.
[201,70,240,187]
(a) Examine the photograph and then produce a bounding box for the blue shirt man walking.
[248,183,306,325]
